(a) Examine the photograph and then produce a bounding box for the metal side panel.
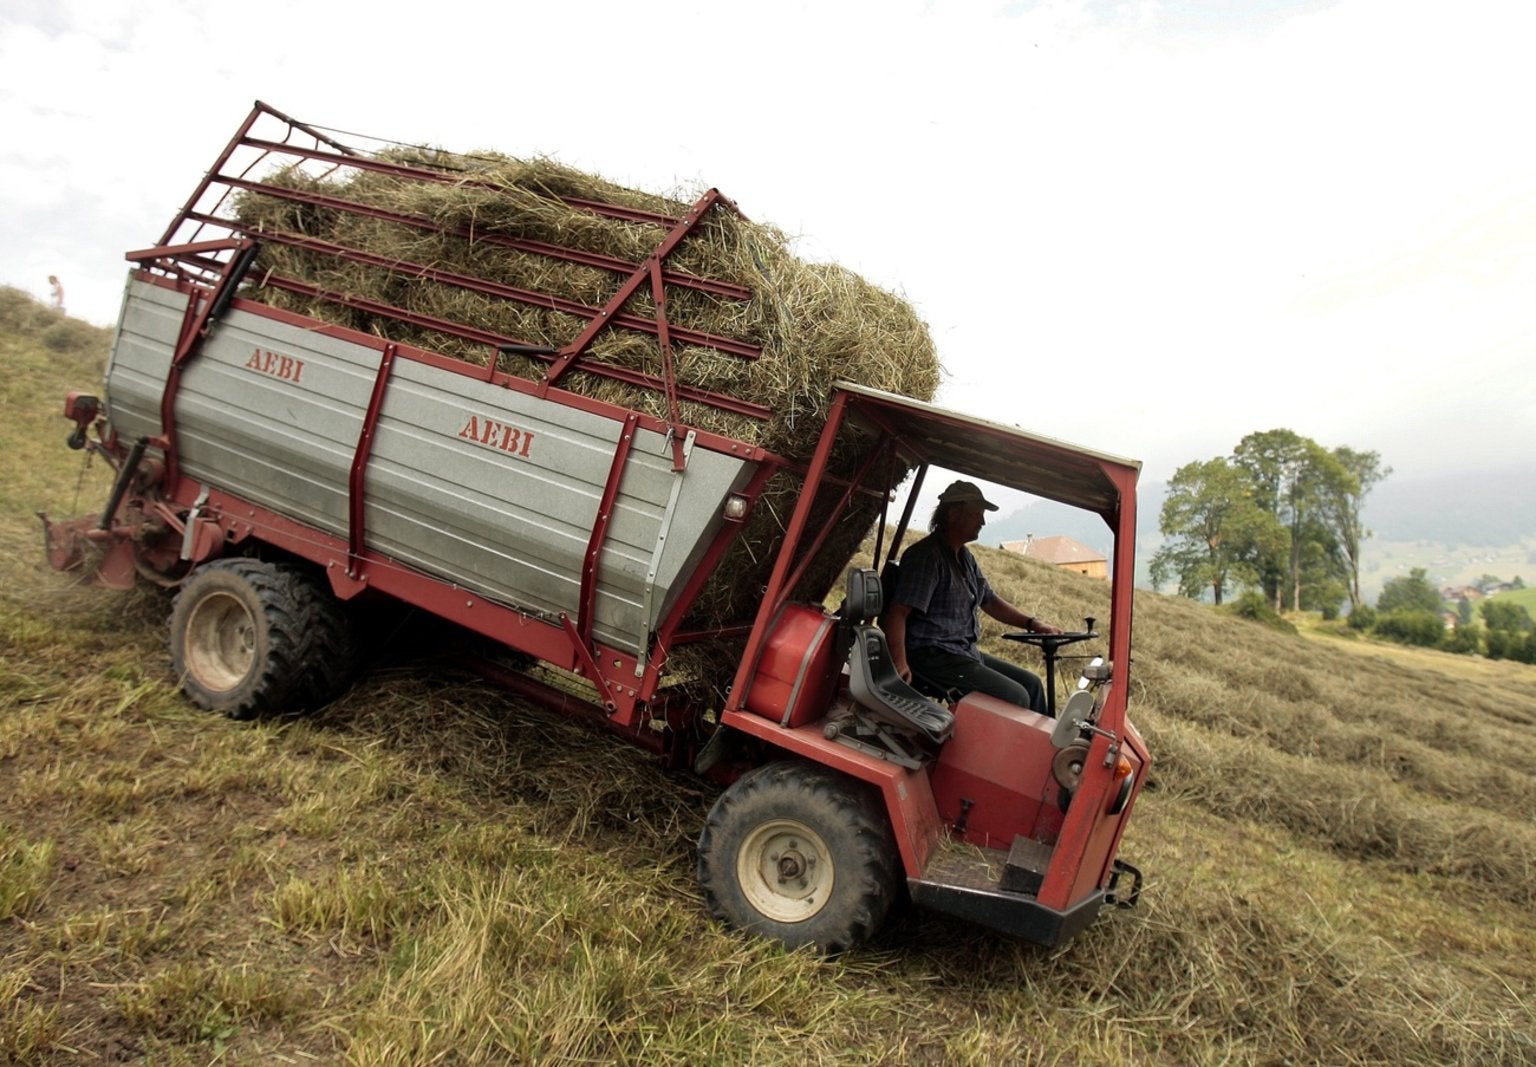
[103,277,183,445]
[621,426,759,637]
[366,358,757,651]
[103,279,760,657]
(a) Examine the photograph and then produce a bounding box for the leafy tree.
[1301,575,1348,619]
[1157,430,1389,616]
[1232,429,1356,612]
[1485,628,1529,661]
[1150,458,1285,605]
[1477,597,1528,660]
[1376,568,1443,615]
[1231,429,1309,608]
[1457,597,1474,629]
[1480,599,1534,634]
[1296,516,1349,617]
[1315,447,1389,610]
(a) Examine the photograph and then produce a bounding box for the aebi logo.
[244,347,305,383]
[458,414,536,458]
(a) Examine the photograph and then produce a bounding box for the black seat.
[843,569,954,747]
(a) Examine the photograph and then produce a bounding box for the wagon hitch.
[38,511,92,573]
[38,435,156,587]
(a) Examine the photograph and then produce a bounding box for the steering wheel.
[1001,618,1099,716]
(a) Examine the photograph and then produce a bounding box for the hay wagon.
[43,102,1148,953]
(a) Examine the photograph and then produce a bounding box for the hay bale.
[230,147,938,643]
[233,152,939,460]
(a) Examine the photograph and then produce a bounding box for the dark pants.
[908,647,1048,715]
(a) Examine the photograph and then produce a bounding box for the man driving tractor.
[885,480,1062,714]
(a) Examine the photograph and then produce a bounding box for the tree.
[1376,568,1443,615]
[1150,457,1285,605]
[1479,613,1536,661]
[1232,429,1353,612]
[1232,429,1307,608]
[1315,447,1390,611]
[1158,430,1388,616]
[1457,596,1474,629]
[1296,514,1349,617]
[1480,599,1534,634]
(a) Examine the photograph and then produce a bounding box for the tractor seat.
[843,569,954,747]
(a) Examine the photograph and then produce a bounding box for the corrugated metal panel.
[103,278,757,655]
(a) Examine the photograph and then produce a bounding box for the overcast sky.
[3,0,1532,489]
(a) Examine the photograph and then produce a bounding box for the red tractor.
[43,102,1147,953]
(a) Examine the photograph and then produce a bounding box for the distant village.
[1440,578,1523,602]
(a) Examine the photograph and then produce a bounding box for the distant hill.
[1363,464,1536,545]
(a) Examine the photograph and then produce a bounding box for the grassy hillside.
[1492,585,1536,615]
[3,289,1535,1065]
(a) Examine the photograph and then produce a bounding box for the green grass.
[3,286,1535,1065]
[1492,584,1536,615]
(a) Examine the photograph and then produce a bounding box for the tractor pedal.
[1000,835,1053,895]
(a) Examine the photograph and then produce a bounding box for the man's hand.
[885,602,913,682]
[984,593,1057,634]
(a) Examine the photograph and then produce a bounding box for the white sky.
[3,0,1533,486]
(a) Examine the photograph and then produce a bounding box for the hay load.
[233,150,941,462]
[229,145,941,644]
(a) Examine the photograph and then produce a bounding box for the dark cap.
[937,480,998,511]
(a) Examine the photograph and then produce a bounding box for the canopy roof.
[834,382,1141,528]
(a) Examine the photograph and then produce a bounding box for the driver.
[885,480,1060,714]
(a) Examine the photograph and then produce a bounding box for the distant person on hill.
[48,275,65,313]
[885,480,1060,714]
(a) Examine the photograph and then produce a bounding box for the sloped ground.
[3,295,1534,1064]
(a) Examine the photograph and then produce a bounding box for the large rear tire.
[170,559,310,719]
[697,761,900,954]
[287,573,359,711]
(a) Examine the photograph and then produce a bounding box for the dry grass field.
[3,289,1534,1064]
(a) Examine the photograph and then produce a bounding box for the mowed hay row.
[1146,715,1536,901]
[959,548,1536,901]
[1046,802,1530,1067]
[232,152,941,461]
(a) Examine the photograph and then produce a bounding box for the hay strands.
[154,105,774,454]
[540,185,742,463]
[218,216,760,360]
[210,173,751,302]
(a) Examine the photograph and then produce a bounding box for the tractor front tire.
[697,761,900,955]
[169,559,310,719]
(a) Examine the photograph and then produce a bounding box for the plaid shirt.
[892,533,994,660]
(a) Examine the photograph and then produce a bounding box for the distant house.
[1441,585,1483,602]
[1000,535,1109,580]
